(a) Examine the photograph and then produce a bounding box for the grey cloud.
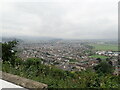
[0,0,118,39]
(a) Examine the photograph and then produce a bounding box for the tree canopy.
[2,40,18,66]
[94,61,114,74]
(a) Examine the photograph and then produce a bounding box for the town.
[17,40,120,75]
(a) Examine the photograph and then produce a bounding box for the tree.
[94,61,114,74]
[96,58,102,63]
[118,56,120,65]
[0,43,2,58]
[2,40,18,66]
[108,61,113,66]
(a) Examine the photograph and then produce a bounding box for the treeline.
[1,40,120,88]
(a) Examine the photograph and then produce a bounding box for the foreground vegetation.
[2,58,120,88]
[1,40,120,88]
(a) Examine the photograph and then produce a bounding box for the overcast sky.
[0,0,119,39]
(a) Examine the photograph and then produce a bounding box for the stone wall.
[2,72,48,89]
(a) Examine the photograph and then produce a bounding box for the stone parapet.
[2,72,48,89]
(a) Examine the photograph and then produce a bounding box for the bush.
[24,58,42,68]
[15,58,23,66]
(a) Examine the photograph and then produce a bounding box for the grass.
[90,44,118,51]
[89,55,108,59]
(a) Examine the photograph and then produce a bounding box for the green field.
[90,44,118,51]
[89,55,108,59]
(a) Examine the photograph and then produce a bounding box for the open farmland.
[89,55,108,59]
[90,44,118,51]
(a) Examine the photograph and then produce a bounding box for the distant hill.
[2,37,23,43]
[2,36,62,43]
